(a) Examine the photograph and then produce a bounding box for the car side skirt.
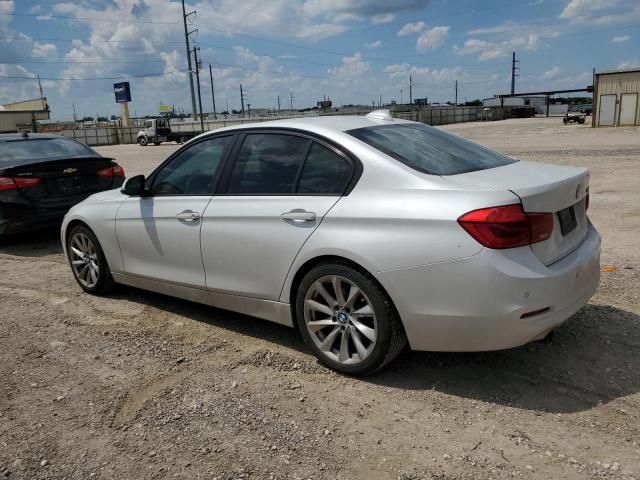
[111,272,294,327]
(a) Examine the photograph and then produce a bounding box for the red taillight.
[458,204,554,249]
[0,177,41,192]
[97,164,125,178]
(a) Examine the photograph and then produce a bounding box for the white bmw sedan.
[62,111,600,375]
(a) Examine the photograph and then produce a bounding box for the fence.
[59,106,531,146]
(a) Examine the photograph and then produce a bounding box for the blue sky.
[0,0,638,120]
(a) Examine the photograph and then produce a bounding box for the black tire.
[295,262,407,376]
[154,141,161,146]
[138,136,148,146]
[66,225,113,295]
[577,117,585,124]
[179,135,189,144]
[562,117,568,124]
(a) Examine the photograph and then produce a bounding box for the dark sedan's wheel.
[67,225,113,294]
[138,136,148,146]
[295,262,407,376]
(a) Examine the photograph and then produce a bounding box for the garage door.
[598,94,616,126]
[619,93,638,126]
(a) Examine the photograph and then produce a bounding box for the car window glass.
[347,123,516,176]
[297,143,351,194]
[150,136,231,195]
[226,133,310,194]
[1,138,99,162]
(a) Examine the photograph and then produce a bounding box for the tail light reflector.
[458,204,554,249]
[0,177,41,191]
[97,164,125,178]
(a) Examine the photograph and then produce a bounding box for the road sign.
[113,82,131,103]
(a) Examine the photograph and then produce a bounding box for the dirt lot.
[1,117,639,480]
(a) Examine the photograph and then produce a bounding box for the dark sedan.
[0,133,125,235]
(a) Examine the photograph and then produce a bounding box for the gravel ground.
[1,117,639,480]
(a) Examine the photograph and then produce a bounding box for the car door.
[201,131,356,299]
[116,135,235,287]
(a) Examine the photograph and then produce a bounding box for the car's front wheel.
[67,225,113,295]
[295,262,407,376]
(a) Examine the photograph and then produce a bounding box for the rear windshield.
[347,123,516,175]
[1,137,99,162]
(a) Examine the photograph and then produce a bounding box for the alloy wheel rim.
[69,233,100,288]
[304,275,377,365]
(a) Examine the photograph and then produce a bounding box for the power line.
[0,70,187,81]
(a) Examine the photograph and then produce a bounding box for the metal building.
[593,69,640,127]
[0,98,50,133]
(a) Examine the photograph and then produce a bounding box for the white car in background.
[61,111,600,375]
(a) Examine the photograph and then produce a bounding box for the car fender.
[61,190,127,273]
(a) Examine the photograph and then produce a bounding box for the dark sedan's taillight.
[96,164,125,178]
[458,204,554,249]
[0,177,41,191]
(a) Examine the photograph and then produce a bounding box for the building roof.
[596,68,640,76]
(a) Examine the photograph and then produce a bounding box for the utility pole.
[209,64,217,120]
[409,75,413,105]
[181,0,198,120]
[192,46,204,132]
[240,84,245,117]
[290,90,293,110]
[72,103,77,123]
[277,95,281,111]
[37,75,44,99]
[511,51,519,95]
[247,103,251,117]
[400,89,403,105]
[455,80,458,105]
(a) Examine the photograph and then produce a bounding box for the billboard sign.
[414,97,428,106]
[113,82,131,103]
[159,103,174,114]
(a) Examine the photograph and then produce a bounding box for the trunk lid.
[444,160,590,265]
[1,157,118,210]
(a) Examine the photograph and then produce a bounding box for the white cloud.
[365,40,382,48]
[416,26,449,51]
[32,42,58,59]
[541,66,561,80]
[29,5,42,14]
[618,60,640,70]
[328,53,369,80]
[454,34,541,61]
[560,0,619,19]
[611,35,630,43]
[372,13,394,24]
[398,21,425,36]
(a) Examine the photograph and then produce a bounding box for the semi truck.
[136,118,204,146]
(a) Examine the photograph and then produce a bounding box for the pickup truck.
[136,118,201,146]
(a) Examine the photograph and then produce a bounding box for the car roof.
[205,113,411,138]
[0,133,69,142]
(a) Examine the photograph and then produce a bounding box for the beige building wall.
[594,71,640,127]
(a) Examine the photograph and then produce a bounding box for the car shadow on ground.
[0,227,62,257]
[109,284,639,414]
[367,304,640,414]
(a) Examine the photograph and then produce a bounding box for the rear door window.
[298,143,352,194]
[347,123,516,175]
[226,133,310,194]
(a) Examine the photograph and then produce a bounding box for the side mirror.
[122,174,147,196]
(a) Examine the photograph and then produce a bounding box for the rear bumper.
[378,222,601,352]
[0,206,68,235]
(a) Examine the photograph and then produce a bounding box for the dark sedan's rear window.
[347,123,516,175]
[1,138,99,162]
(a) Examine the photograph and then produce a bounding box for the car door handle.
[281,210,316,222]
[176,210,201,221]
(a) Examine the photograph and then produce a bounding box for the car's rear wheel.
[138,136,148,146]
[295,262,407,376]
[179,135,189,144]
[67,225,113,295]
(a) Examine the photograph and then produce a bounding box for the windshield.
[347,123,517,175]
[1,137,100,162]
